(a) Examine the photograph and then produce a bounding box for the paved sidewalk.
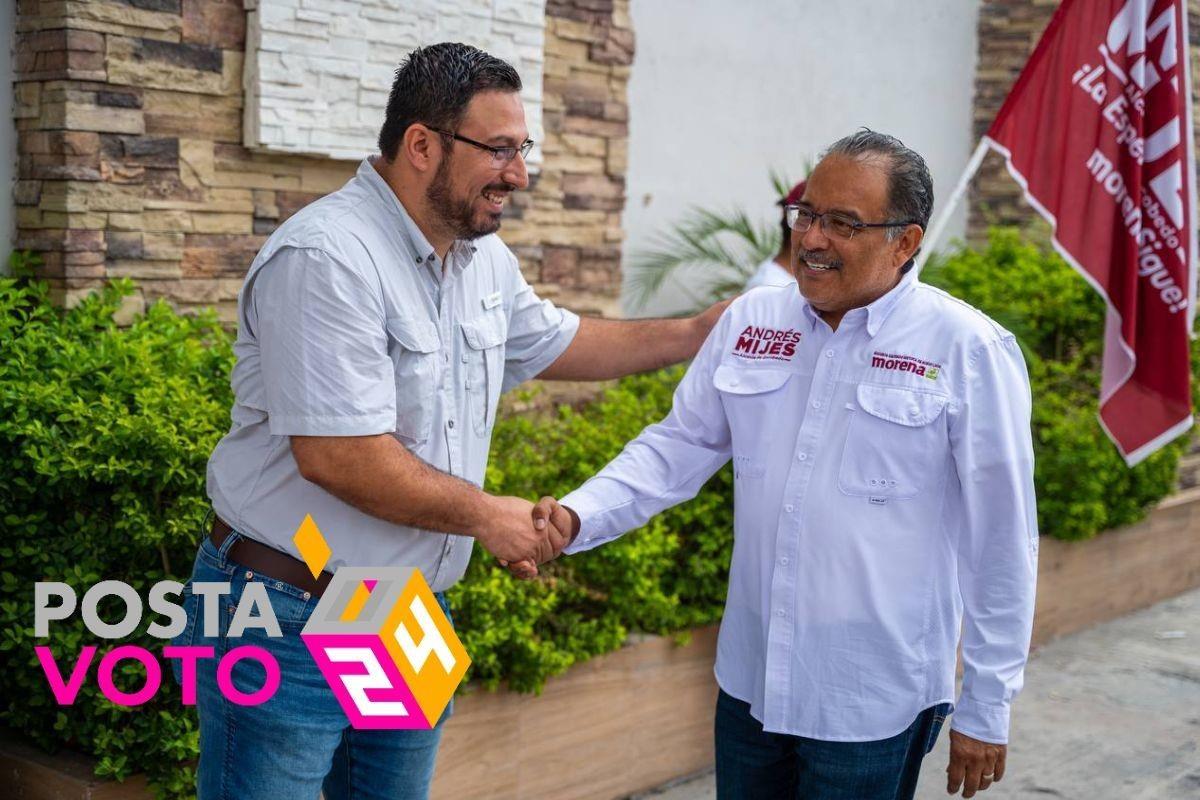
[631,587,1200,800]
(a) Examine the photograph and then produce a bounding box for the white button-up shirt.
[745,256,796,289]
[562,268,1037,744]
[207,159,579,591]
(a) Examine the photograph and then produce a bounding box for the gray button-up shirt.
[207,159,580,590]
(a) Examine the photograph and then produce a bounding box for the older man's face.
[792,154,915,327]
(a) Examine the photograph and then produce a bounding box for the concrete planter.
[432,627,720,800]
[1031,487,1200,645]
[6,489,1200,800]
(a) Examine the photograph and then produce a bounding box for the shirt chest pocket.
[386,317,441,445]
[713,364,793,448]
[839,384,949,500]
[460,310,508,436]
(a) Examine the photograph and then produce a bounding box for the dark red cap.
[779,180,807,206]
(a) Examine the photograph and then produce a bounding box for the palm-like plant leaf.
[627,206,781,313]
[769,167,794,202]
[627,171,808,314]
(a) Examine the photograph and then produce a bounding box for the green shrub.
[0,276,234,798]
[923,228,1188,540]
[450,367,734,692]
[0,227,1191,797]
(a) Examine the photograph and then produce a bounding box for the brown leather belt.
[210,516,334,599]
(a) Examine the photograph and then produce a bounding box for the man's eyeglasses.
[429,127,534,168]
[785,205,920,240]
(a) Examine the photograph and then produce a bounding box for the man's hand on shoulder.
[536,295,735,382]
[692,297,734,347]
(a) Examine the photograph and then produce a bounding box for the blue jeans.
[714,689,950,800]
[172,531,452,800]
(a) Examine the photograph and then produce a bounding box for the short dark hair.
[377,43,522,161]
[823,129,934,236]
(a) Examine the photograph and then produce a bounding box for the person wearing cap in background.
[745,180,806,289]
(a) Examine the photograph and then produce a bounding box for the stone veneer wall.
[12,0,631,321]
[244,0,547,165]
[506,0,631,316]
[969,0,1200,243]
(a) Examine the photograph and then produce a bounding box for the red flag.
[985,0,1197,465]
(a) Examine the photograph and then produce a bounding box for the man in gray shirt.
[176,42,726,800]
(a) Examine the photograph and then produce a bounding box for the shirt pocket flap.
[386,317,440,353]
[461,312,508,350]
[713,364,792,395]
[856,383,948,427]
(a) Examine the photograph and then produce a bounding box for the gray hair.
[822,129,933,244]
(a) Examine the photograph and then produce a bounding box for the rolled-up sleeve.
[251,246,397,437]
[500,253,580,392]
[948,335,1039,744]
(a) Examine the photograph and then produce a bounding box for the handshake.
[474,495,578,580]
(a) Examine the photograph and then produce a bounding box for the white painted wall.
[624,0,981,314]
[245,0,546,168]
[1,0,15,260]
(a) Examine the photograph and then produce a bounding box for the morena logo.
[870,351,941,381]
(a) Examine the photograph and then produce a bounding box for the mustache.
[484,182,518,193]
[796,248,843,270]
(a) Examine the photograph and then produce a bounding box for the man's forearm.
[291,434,490,537]
[538,315,708,381]
[293,435,566,565]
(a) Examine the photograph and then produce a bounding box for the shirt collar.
[358,158,477,272]
[864,263,918,337]
[799,262,918,337]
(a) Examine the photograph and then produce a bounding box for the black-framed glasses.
[429,127,534,167]
[785,204,920,240]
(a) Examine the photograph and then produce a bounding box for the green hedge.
[0,276,233,797]
[921,228,1190,540]
[0,229,1189,797]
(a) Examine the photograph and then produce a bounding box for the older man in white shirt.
[530,130,1037,800]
